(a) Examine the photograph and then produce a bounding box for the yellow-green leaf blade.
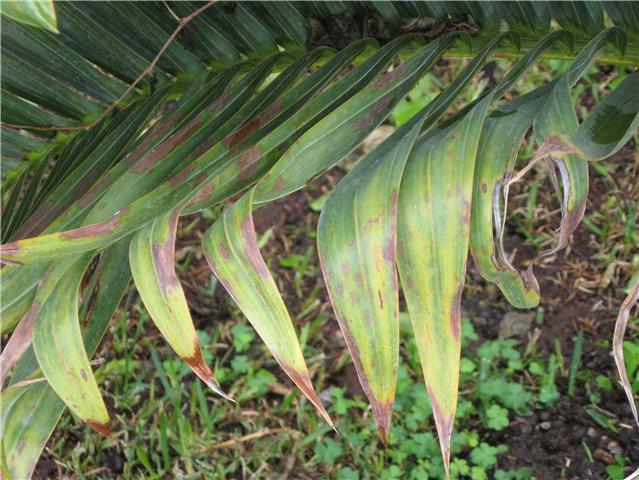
[1,0,58,33]
[129,210,231,400]
[31,255,110,435]
[397,93,496,473]
[201,189,333,427]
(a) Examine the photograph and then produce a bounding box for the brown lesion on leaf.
[191,138,217,159]
[275,356,335,431]
[79,368,88,382]
[60,206,129,240]
[206,90,234,113]
[461,198,471,226]
[375,63,407,90]
[151,210,181,290]
[218,242,230,260]
[535,134,576,160]
[77,177,112,208]
[0,243,22,264]
[272,177,285,192]
[131,117,202,174]
[12,200,58,240]
[450,283,463,342]
[330,316,395,444]
[188,180,214,206]
[223,117,260,149]
[382,238,394,262]
[123,112,178,167]
[223,99,285,150]
[352,94,395,131]
[0,302,39,386]
[168,161,196,187]
[235,145,263,182]
[340,261,350,275]
[240,217,271,279]
[371,400,394,447]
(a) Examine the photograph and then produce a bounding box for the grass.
[46,295,559,479]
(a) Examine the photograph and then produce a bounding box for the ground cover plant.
[1,1,638,479]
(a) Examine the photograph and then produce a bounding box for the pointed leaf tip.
[280,362,336,432]
[429,387,455,476]
[184,345,235,402]
[371,399,393,447]
[87,420,111,437]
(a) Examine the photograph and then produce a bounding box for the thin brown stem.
[1,1,217,133]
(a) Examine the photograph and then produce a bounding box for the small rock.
[540,421,552,430]
[587,427,597,438]
[319,389,333,404]
[498,311,535,339]
[607,441,622,455]
[593,448,615,464]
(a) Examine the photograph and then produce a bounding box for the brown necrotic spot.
[122,115,179,168]
[11,200,57,240]
[382,238,394,262]
[223,99,284,150]
[218,242,230,260]
[522,265,540,295]
[223,118,259,149]
[206,90,233,113]
[80,368,88,382]
[272,177,285,192]
[240,217,270,279]
[375,63,407,90]
[183,340,232,401]
[169,162,196,187]
[132,118,202,173]
[192,138,216,159]
[273,355,335,430]
[450,283,463,342]
[78,177,111,208]
[426,385,455,472]
[353,95,395,131]
[60,207,128,240]
[236,146,262,182]
[87,420,112,437]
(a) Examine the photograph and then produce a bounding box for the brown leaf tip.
[87,420,112,437]
[428,390,455,477]
[184,346,234,402]
[371,399,393,448]
[279,362,336,432]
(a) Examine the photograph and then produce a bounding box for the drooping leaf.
[316,31,518,444]
[469,28,627,308]
[197,32,468,431]
[396,93,496,473]
[130,209,232,400]
[1,240,131,479]
[31,255,111,435]
[201,190,333,426]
